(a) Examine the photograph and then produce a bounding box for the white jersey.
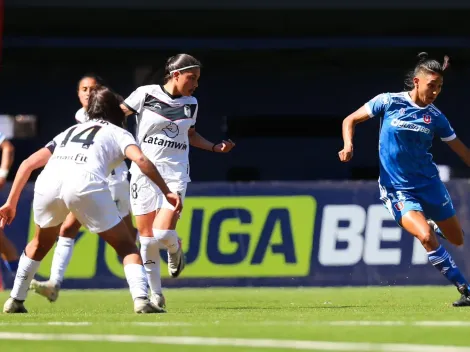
[123,85,198,182]
[44,120,136,182]
[76,107,129,184]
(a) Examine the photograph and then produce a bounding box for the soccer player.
[121,54,235,307]
[1,86,181,314]
[29,74,138,302]
[0,133,18,278]
[339,52,470,307]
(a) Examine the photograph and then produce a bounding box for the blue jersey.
[365,92,456,190]
[0,132,5,145]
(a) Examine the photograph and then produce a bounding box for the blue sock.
[3,259,19,276]
[428,245,469,288]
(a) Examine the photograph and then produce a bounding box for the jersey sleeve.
[123,86,146,114]
[45,130,66,153]
[190,104,198,128]
[364,93,391,118]
[435,113,457,142]
[113,128,138,156]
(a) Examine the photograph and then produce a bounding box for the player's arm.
[0,139,15,187]
[339,106,371,162]
[188,127,235,153]
[445,138,470,167]
[124,144,182,213]
[120,104,135,118]
[0,148,52,227]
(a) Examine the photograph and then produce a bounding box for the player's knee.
[451,230,464,247]
[60,223,80,238]
[26,238,55,260]
[115,242,139,259]
[417,229,437,250]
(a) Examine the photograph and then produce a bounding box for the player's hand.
[213,139,235,153]
[165,192,183,214]
[338,145,354,162]
[0,177,7,189]
[0,203,16,228]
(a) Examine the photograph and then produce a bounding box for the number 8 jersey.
[44,120,136,182]
[123,85,198,182]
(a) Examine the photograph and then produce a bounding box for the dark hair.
[404,52,450,90]
[163,54,202,83]
[86,86,125,127]
[77,73,106,90]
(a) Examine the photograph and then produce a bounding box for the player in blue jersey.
[339,52,470,307]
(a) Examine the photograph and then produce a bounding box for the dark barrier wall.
[7,0,470,9]
[2,180,470,288]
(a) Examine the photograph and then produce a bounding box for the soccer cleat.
[168,238,185,278]
[3,297,28,313]
[134,297,166,314]
[427,219,447,241]
[150,293,166,309]
[29,279,60,303]
[453,285,470,307]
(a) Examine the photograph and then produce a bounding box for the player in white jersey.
[121,54,235,307]
[1,86,181,314]
[30,74,138,302]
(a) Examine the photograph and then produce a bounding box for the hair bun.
[417,52,429,62]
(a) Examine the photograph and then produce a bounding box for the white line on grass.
[1,320,470,328]
[0,332,470,351]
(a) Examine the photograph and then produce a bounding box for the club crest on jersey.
[394,201,404,211]
[423,115,431,124]
[162,122,179,138]
[394,202,405,211]
[398,108,405,116]
[184,105,192,118]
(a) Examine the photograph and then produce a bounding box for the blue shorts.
[379,181,456,224]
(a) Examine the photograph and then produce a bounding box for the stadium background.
[2,0,470,289]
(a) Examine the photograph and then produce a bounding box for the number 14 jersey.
[44,120,137,182]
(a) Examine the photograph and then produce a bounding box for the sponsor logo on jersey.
[51,153,88,164]
[142,134,188,151]
[162,122,179,138]
[391,119,430,134]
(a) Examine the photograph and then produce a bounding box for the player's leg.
[380,184,470,306]
[111,179,139,243]
[153,181,187,279]
[30,212,81,302]
[130,173,165,307]
[3,224,63,313]
[69,184,163,314]
[420,182,469,306]
[0,230,19,276]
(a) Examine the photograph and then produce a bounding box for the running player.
[0,132,18,279]
[29,74,137,302]
[121,54,235,307]
[339,52,470,307]
[1,86,180,314]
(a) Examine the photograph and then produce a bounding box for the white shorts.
[33,171,122,233]
[109,179,131,218]
[129,172,187,216]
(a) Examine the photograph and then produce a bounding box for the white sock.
[49,237,75,285]
[123,263,148,301]
[10,253,41,301]
[153,229,179,254]
[139,236,162,295]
